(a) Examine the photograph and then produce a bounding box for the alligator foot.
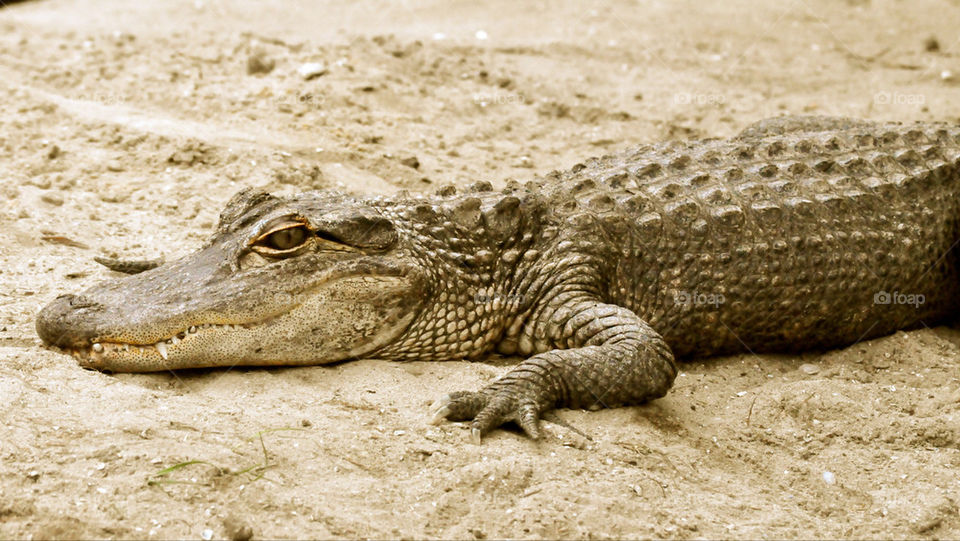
[431,388,545,443]
[430,300,678,443]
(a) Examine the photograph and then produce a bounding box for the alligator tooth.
[170,336,180,345]
[188,326,197,334]
[92,343,104,353]
[155,341,168,360]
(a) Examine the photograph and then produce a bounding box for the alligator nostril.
[67,295,99,309]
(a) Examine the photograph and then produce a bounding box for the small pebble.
[40,193,64,206]
[924,35,940,52]
[822,471,836,485]
[201,528,213,541]
[46,145,61,160]
[799,363,820,375]
[941,70,954,82]
[232,525,253,541]
[400,155,420,169]
[223,516,254,541]
[515,156,534,168]
[106,160,124,172]
[246,49,275,75]
[297,62,327,80]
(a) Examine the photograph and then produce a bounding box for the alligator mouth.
[53,322,250,370]
[41,270,419,372]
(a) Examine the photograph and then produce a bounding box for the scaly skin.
[36,116,960,441]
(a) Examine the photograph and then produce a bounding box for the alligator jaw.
[39,272,421,372]
[59,322,248,372]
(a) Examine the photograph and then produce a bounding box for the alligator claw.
[428,393,455,424]
[429,393,452,409]
[431,388,544,441]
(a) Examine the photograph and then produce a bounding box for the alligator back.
[538,119,960,357]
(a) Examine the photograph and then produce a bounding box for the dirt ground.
[2,0,960,538]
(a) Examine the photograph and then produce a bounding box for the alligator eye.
[266,226,306,250]
[252,222,312,257]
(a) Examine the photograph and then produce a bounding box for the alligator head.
[35,188,429,371]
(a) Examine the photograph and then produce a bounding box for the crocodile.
[36,116,960,442]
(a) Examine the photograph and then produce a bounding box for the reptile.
[36,116,960,442]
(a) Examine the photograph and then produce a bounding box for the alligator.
[36,116,960,442]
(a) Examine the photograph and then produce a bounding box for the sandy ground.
[2,0,960,538]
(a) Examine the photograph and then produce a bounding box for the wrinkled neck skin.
[35,186,565,372]
[368,186,552,361]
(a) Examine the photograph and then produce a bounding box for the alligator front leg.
[431,300,677,442]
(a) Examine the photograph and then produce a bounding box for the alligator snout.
[36,293,104,348]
